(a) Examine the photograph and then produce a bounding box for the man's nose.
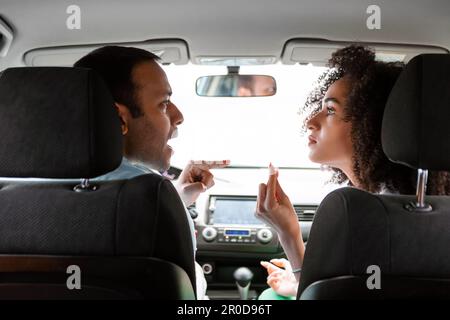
[169,102,184,126]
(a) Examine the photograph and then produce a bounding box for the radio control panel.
[202,226,273,244]
[197,225,279,253]
[196,195,281,253]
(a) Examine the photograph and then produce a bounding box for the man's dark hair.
[238,75,255,94]
[74,46,160,118]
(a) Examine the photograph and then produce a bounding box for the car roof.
[1,0,450,68]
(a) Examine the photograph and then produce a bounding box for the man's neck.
[123,157,158,174]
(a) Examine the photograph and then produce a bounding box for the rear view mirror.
[196,75,276,97]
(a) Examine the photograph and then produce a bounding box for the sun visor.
[281,39,448,66]
[23,39,189,66]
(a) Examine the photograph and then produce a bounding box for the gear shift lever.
[233,267,253,300]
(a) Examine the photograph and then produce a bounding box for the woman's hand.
[255,163,300,240]
[256,164,305,282]
[261,259,298,297]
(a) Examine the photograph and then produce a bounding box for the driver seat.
[0,67,196,299]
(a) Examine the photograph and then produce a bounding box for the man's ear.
[114,102,130,135]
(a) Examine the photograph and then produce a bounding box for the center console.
[195,195,287,299]
[196,195,280,254]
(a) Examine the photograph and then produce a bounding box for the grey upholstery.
[0,67,122,178]
[0,67,196,299]
[298,54,450,299]
[298,188,450,298]
[382,54,450,170]
[0,256,196,300]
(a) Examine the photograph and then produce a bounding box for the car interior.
[1,0,450,301]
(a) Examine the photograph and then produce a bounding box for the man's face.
[237,76,276,97]
[123,60,184,172]
[252,76,276,96]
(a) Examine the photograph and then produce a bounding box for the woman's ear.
[114,102,130,135]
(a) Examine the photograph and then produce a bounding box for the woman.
[256,45,450,299]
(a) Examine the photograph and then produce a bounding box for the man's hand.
[175,160,230,206]
[261,258,298,297]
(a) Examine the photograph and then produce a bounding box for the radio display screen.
[211,198,264,226]
[224,229,250,236]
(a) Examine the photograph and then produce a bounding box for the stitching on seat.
[87,70,94,177]
[372,194,392,274]
[114,179,128,256]
[151,177,163,256]
[339,189,352,275]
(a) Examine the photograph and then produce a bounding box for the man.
[237,75,276,97]
[74,46,227,299]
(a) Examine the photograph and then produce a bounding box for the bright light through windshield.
[163,63,327,169]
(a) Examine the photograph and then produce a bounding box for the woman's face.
[306,77,353,169]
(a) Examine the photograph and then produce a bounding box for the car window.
[163,63,326,169]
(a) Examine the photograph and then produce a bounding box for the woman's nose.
[307,112,321,131]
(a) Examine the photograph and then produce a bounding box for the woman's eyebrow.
[323,97,341,105]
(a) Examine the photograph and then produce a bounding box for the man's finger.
[183,182,207,194]
[198,170,215,189]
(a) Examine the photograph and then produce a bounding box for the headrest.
[382,54,450,170]
[0,67,122,178]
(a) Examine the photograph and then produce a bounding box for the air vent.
[293,205,317,221]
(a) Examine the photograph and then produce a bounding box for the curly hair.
[300,45,450,195]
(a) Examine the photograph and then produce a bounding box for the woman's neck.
[339,163,361,189]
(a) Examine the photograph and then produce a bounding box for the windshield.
[163,63,327,169]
